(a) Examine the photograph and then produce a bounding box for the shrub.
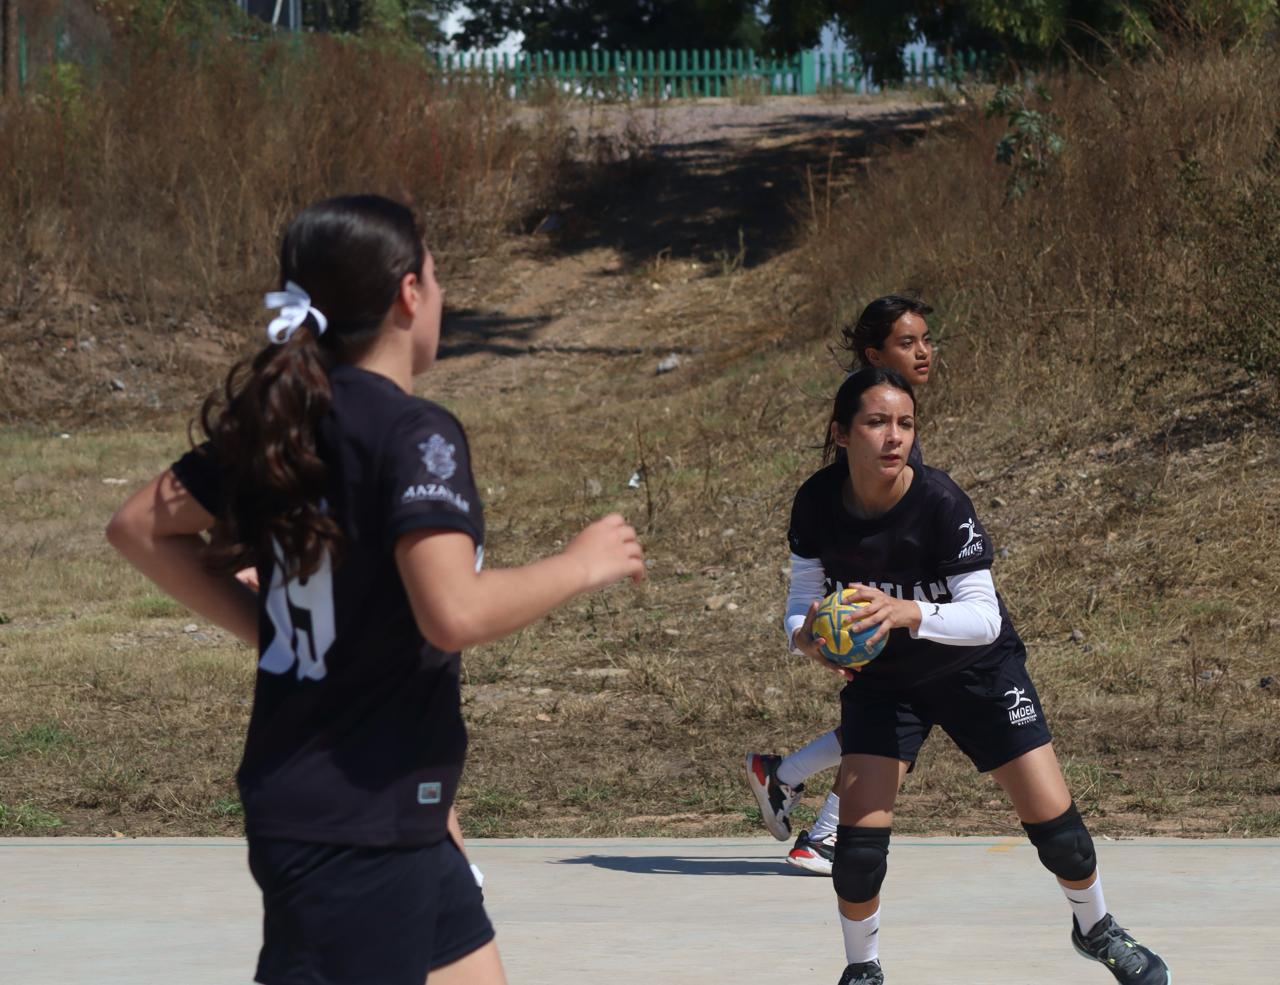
[0,25,571,322]
[798,41,1280,437]
[986,83,1065,200]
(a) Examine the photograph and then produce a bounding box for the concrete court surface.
[2,837,1276,984]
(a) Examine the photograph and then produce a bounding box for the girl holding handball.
[787,367,1169,985]
[747,294,933,872]
[106,195,644,985]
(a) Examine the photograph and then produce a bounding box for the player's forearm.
[428,553,593,651]
[911,570,1001,646]
[107,524,258,646]
[398,542,595,653]
[784,553,826,653]
[398,518,642,652]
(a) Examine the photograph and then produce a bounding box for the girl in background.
[747,294,932,873]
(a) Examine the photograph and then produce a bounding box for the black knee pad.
[1022,803,1096,882]
[832,825,891,903]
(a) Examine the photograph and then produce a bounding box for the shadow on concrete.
[555,853,809,876]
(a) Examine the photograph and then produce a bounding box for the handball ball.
[812,590,886,668]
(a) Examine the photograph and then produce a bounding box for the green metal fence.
[8,8,91,93]
[817,48,988,92]
[12,14,28,90]
[433,47,990,99]
[434,49,812,99]
[4,21,988,99]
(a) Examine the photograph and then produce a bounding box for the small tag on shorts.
[417,782,442,805]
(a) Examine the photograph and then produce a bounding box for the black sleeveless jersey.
[172,364,484,847]
[788,462,1022,691]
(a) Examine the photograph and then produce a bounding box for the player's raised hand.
[564,513,646,590]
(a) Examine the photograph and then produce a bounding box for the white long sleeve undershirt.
[783,553,1002,654]
[784,555,827,651]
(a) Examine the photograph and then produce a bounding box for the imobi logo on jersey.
[1005,687,1037,726]
[956,518,984,560]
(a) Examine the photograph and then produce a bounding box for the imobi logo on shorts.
[1005,687,1037,726]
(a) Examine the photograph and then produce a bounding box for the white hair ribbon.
[264,281,328,344]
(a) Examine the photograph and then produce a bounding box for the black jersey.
[172,364,484,847]
[788,462,1021,691]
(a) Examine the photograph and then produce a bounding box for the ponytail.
[196,195,425,580]
[200,324,342,581]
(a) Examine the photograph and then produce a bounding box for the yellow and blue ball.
[812,589,887,668]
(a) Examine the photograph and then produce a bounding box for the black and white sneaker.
[836,960,884,985]
[744,752,803,840]
[786,828,835,875]
[1071,914,1171,984]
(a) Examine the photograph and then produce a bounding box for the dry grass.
[1,43,1278,838]
[782,40,1280,833]
[1,30,567,290]
[441,326,1279,839]
[2,309,1278,837]
[800,44,1280,423]
[0,427,252,834]
[0,26,576,423]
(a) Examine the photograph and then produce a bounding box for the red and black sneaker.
[744,752,803,841]
[786,828,836,875]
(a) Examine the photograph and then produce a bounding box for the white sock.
[1061,872,1107,937]
[777,729,841,787]
[839,906,880,965]
[810,791,841,840]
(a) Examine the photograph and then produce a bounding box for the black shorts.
[248,836,494,985]
[839,642,1053,773]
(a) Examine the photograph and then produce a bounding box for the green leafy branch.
[986,83,1066,200]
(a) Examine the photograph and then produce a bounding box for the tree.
[762,1,1279,83]
[303,0,455,42]
[452,0,765,52]
[763,0,1067,81]
[447,0,1277,73]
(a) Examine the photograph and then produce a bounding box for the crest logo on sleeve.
[419,434,457,480]
[957,517,984,559]
[1004,687,1038,725]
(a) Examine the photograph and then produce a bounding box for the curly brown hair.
[198,195,425,580]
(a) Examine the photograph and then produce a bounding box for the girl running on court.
[786,366,1169,985]
[746,294,933,873]
[106,195,645,985]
